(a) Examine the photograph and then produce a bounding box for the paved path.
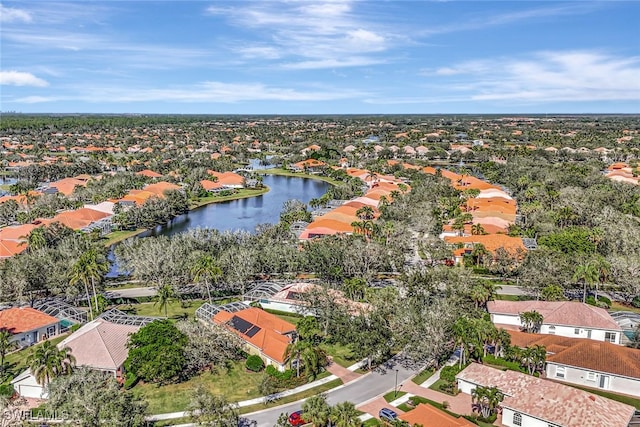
[325,358,361,383]
[104,286,157,298]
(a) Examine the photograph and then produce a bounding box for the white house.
[456,363,636,427]
[487,300,622,344]
[508,330,640,397]
[0,307,60,347]
[11,369,48,399]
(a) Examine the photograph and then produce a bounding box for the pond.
[107,174,328,276]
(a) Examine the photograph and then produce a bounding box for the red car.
[288,410,308,426]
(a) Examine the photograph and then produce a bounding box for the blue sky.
[1,1,639,114]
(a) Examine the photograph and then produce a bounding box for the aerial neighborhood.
[0,114,638,427]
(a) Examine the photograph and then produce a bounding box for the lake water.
[107,174,328,276]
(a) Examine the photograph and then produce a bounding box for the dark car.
[288,410,308,426]
[379,407,398,422]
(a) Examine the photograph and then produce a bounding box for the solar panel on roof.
[245,325,261,338]
[230,316,254,333]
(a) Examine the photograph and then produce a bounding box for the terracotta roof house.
[399,403,475,427]
[0,307,60,347]
[212,307,295,372]
[507,330,640,397]
[456,363,636,427]
[143,181,181,197]
[444,235,526,265]
[135,169,163,178]
[11,318,140,399]
[487,300,622,344]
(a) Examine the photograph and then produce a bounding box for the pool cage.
[33,299,88,326]
[98,308,159,327]
[242,282,285,303]
[195,301,250,323]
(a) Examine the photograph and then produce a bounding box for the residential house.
[399,403,475,427]
[456,363,636,427]
[0,307,60,347]
[508,330,640,397]
[487,300,623,344]
[251,282,370,317]
[11,318,140,399]
[212,307,296,372]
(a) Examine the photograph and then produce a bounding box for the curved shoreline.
[102,186,271,246]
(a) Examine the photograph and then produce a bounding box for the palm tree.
[27,341,76,386]
[190,254,222,304]
[519,310,543,333]
[592,256,610,303]
[471,223,486,235]
[22,226,47,251]
[573,261,599,303]
[471,244,489,267]
[471,385,504,419]
[0,329,13,375]
[469,285,490,309]
[521,345,546,375]
[453,317,473,367]
[285,339,308,378]
[302,393,331,427]
[330,401,361,427]
[155,284,176,317]
[72,249,109,318]
[356,206,375,221]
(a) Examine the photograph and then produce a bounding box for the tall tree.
[0,330,13,375]
[573,261,599,303]
[190,254,222,304]
[69,248,109,319]
[187,384,239,427]
[471,386,504,419]
[155,283,176,317]
[27,341,76,386]
[47,367,147,427]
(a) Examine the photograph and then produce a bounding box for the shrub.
[123,372,138,390]
[440,365,462,383]
[0,384,14,397]
[265,365,294,381]
[633,296,640,309]
[245,355,264,372]
[482,354,524,373]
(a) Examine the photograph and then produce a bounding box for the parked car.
[288,410,308,426]
[379,408,398,422]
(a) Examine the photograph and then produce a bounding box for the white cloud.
[282,57,384,70]
[434,51,640,103]
[0,71,48,87]
[205,1,394,68]
[0,4,32,23]
[12,81,366,104]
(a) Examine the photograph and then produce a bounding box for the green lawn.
[411,368,435,385]
[133,360,265,414]
[265,309,304,326]
[320,342,358,368]
[362,418,381,426]
[191,187,270,208]
[383,390,407,402]
[3,335,68,384]
[427,378,458,396]
[610,301,640,314]
[116,298,206,320]
[102,228,146,246]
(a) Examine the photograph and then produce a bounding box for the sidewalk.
[147,359,368,422]
[326,357,362,383]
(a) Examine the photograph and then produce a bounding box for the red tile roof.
[213,307,295,364]
[399,404,475,427]
[487,301,621,331]
[507,331,640,379]
[456,363,635,427]
[0,307,59,334]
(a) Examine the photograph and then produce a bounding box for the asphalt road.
[246,354,421,427]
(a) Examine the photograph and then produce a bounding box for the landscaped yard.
[320,342,359,368]
[383,390,407,402]
[3,335,68,384]
[133,360,264,414]
[610,301,640,314]
[116,298,206,319]
[568,384,640,409]
[411,367,435,385]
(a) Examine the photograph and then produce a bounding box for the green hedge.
[482,355,524,373]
